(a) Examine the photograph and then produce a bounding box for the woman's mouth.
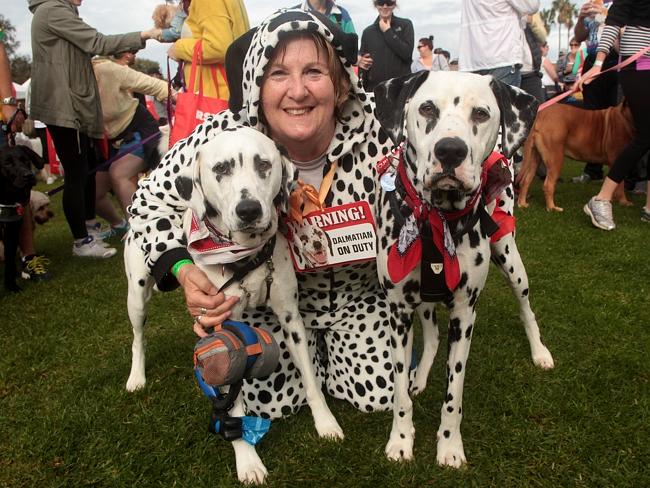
[284,107,312,116]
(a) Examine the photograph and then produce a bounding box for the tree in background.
[561,2,578,47]
[11,55,31,84]
[133,58,162,77]
[0,15,19,58]
[540,7,556,34]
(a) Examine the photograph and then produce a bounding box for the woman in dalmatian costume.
[129,9,407,417]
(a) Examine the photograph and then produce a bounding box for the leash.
[46,131,161,197]
[539,44,650,112]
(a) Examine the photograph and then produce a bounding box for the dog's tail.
[514,131,540,207]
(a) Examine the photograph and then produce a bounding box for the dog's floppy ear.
[190,149,208,220]
[374,70,429,146]
[16,145,45,170]
[275,151,297,215]
[489,78,539,158]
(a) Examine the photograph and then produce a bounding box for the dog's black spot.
[446,393,453,403]
[455,361,462,373]
[205,201,219,218]
[290,331,301,345]
[443,430,450,438]
[475,252,483,266]
[472,125,478,136]
[138,279,145,286]
[448,318,461,343]
[453,96,460,106]
[174,176,193,201]
[522,288,529,297]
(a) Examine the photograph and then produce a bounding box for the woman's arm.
[119,65,170,101]
[382,19,414,63]
[45,2,149,55]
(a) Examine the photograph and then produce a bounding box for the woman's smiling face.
[261,38,336,161]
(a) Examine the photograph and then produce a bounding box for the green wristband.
[171,259,193,278]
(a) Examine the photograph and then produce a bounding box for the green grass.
[1,160,649,487]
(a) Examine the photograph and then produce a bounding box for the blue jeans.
[474,64,522,88]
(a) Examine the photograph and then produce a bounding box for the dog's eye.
[418,102,438,119]
[471,108,490,123]
[214,162,232,176]
[256,159,272,172]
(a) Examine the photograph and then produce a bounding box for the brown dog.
[516,102,634,211]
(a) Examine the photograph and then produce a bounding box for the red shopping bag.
[169,41,229,148]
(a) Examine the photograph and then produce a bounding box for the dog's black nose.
[434,137,468,170]
[235,200,262,223]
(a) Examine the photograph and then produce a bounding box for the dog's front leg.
[124,237,155,391]
[385,294,416,461]
[230,390,268,484]
[490,236,554,369]
[412,303,439,395]
[436,298,475,468]
[278,305,344,439]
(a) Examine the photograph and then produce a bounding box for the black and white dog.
[372,71,554,466]
[0,145,44,291]
[123,127,343,484]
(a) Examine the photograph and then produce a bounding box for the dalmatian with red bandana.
[372,70,554,466]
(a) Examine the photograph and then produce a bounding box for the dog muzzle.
[193,320,279,445]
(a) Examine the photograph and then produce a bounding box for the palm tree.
[540,7,556,34]
[563,2,579,46]
[551,0,567,52]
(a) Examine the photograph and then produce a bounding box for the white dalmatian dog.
[296,225,331,268]
[372,71,554,466]
[123,127,343,484]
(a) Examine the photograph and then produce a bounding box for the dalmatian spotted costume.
[129,9,408,418]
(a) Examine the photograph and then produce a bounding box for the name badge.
[287,201,377,272]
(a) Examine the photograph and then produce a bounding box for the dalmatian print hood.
[229,8,376,160]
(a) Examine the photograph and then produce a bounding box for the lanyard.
[289,160,338,222]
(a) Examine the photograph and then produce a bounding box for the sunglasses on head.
[376,0,395,6]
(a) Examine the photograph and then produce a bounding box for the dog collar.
[0,203,24,223]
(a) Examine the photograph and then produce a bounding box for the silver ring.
[200,306,208,315]
[195,315,203,325]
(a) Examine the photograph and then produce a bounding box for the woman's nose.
[287,74,308,99]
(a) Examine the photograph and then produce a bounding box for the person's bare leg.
[95,170,124,226]
[109,154,147,215]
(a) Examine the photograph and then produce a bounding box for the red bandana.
[385,150,511,291]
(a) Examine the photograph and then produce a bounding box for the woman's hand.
[167,45,178,61]
[141,28,160,41]
[358,53,373,70]
[176,264,240,337]
[577,64,601,91]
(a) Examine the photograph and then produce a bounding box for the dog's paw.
[125,374,146,392]
[436,433,466,468]
[385,431,415,462]
[314,413,344,440]
[532,347,555,370]
[235,444,268,485]
[411,376,428,396]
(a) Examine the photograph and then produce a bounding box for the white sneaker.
[86,222,113,248]
[73,236,117,258]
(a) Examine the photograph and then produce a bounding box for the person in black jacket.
[358,0,414,91]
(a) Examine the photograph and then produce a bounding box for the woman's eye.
[471,108,490,122]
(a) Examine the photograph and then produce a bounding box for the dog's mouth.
[306,249,328,265]
[429,173,464,191]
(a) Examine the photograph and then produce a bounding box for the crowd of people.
[1,0,648,431]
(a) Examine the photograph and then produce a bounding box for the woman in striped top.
[579,0,650,230]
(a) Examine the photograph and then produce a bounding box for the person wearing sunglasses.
[359,0,414,91]
[459,0,540,87]
[411,36,450,73]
